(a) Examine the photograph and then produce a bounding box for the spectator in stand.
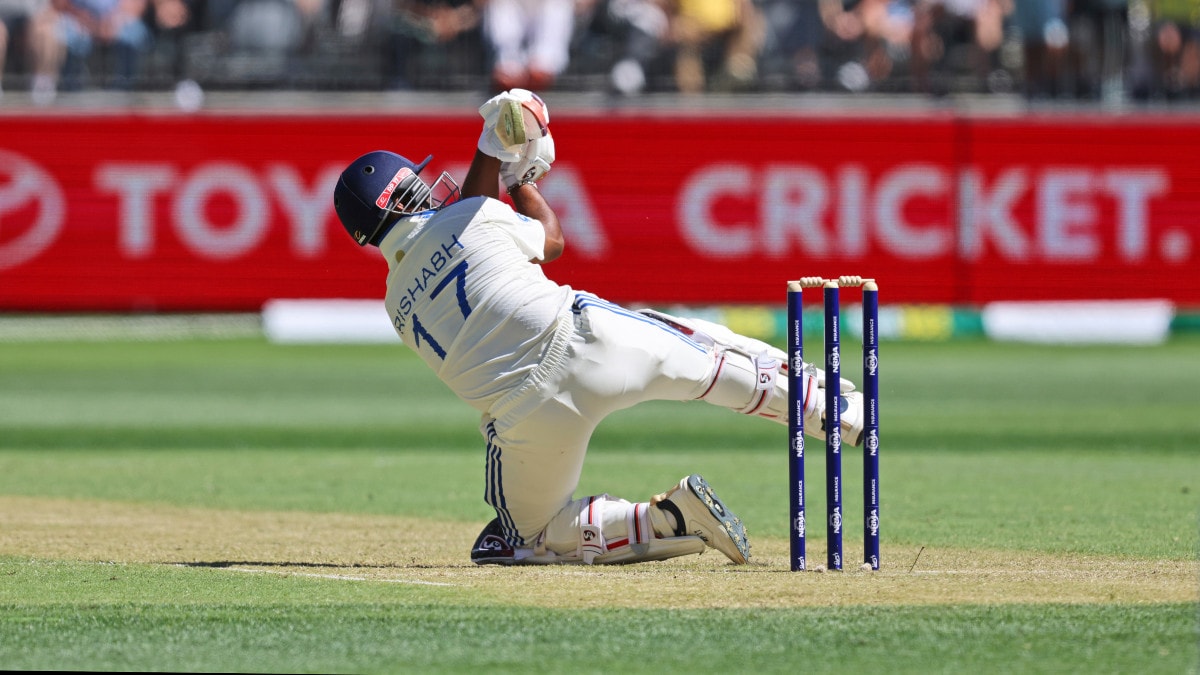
[386,0,485,90]
[909,0,1011,93]
[52,0,153,91]
[24,0,195,101]
[482,0,578,91]
[607,0,765,95]
[223,0,325,57]
[143,0,201,108]
[812,0,866,90]
[0,0,32,96]
[1065,0,1128,99]
[0,0,60,102]
[143,0,189,73]
[605,0,669,94]
[1149,0,1200,97]
[819,0,914,91]
[666,0,765,93]
[772,0,825,90]
[1011,0,1069,97]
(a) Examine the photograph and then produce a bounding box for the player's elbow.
[541,233,565,263]
[538,210,565,263]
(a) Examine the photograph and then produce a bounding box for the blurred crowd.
[1,0,1198,104]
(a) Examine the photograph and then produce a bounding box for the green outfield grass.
[0,336,1197,673]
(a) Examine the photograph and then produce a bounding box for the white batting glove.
[477,89,550,162]
[501,133,555,192]
[478,95,522,161]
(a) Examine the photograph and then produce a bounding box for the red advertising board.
[0,112,1197,310]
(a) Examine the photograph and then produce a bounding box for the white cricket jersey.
[377,196,573,410]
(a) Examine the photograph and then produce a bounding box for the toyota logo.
[0,150,65,271]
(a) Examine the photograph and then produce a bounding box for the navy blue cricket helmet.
[332,150,460,247]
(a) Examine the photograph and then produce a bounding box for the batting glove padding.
[501,134,556,190]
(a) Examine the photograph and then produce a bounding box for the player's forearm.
[509,184,564,263]
[461,150,501,199]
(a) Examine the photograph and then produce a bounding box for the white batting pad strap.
[580,524,603,563]
[578,496,606,564]
[623,502,655,556]
[739,355,779,414]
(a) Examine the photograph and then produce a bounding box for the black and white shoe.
[652,474,750,564]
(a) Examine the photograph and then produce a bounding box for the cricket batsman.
[331,89,863,565]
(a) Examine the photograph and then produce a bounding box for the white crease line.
[176,564,455,586]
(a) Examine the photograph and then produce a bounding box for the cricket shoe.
[651,475,750,564]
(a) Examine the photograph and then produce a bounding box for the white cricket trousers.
[480,293,717,547]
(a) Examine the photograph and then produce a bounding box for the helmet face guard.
[333,151,461,247]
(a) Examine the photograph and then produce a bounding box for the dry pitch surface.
[3,496,1194,609]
